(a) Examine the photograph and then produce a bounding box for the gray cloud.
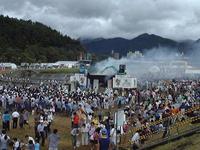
[0,0,200,40]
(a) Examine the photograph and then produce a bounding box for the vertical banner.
[114,109,126,126]
[93,79,99,91]
[87,78,91,88]
[70,82,76,92]
[107,79,113,89]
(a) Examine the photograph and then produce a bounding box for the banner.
[93,79,99,91]
[115,109,126,126]
[107,79,113,89]
[70,74,87,86]
[113,75,137,89]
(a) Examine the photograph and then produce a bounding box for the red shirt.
[73,115,79,125]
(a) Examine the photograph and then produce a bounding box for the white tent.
[0,63,17,69]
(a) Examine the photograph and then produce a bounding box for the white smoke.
[187,42,200,67]
[92,46,200,80]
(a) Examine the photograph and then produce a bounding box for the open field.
[39,68,79,74]
[1,113,85,150]
[3,112,199,150]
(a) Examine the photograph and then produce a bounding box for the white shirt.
[0,134,10,140]
[12,111,20,118]
[37,124,45,132]
[131,132,140,144]
[13,141,20,150]
[81,126,89,133]
[28,136,35,144]
[110,128,117,144]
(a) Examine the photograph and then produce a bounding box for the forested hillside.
[0,15,85,64]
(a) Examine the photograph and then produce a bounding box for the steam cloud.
[92,45,200,81]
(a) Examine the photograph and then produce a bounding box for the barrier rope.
[128,105,200,134]
[118,115,200,148]
[138,115,200,141]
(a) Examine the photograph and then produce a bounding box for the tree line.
[0,15,85,64]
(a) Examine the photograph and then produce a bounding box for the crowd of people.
[68,79,200,150]
[0,77,199,149]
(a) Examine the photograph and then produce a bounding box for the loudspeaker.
[119,64,126,74]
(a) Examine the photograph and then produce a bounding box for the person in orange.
[171,106,179,124]
[171,106,179,115]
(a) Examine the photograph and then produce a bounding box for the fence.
[119,105,200,149]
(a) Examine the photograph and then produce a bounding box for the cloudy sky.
[0,0,200,40]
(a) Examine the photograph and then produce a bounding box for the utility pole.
[116,109,119,150]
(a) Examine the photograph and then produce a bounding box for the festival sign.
[70,74,87,86]
[113,75,137,89]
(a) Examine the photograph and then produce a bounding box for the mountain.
[0,15,85,64]
[81,33,181,56]
[196,38,200,44]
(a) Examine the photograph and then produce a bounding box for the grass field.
[155,133,200,150]
[1,112,200,150]
[39,68,79,74]
[1,114,82,150]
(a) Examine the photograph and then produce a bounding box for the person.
[80,123,89,146]
[0,133,10,150]
[44,118,49,137]
[2,111,11,131]
[0,129,8,139]
[162,109,171,138]
[25,135,35,144]
[34,115,40,138]
[48,129,60,150]
[99,128,110,150]
[23,109,30,128]
[37,121,45,146]
[27,140,35,150]
[12,110,20,129]
[110,124,117,150]
[47,112,53,133]
[90,127,100,150]
[131,130,140,150]
[71,128,79,149]
[19,112,24,128]
[34,139,40,150]
[98,110,102,122]
[72,112,79,128]
[13,138,21,150]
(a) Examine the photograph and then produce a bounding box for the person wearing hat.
[99,128,110,150]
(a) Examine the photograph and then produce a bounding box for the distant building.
[54,61,79,68]
[0,63,17,70]
[24,61,79,69]
[111,50,120,59]
[84,53,92,60]
[79,52,93,61]
[127,51,143,58]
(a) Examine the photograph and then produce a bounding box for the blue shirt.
[99,137,110,150]
[3,114,11,122]
[34,143,40,150]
